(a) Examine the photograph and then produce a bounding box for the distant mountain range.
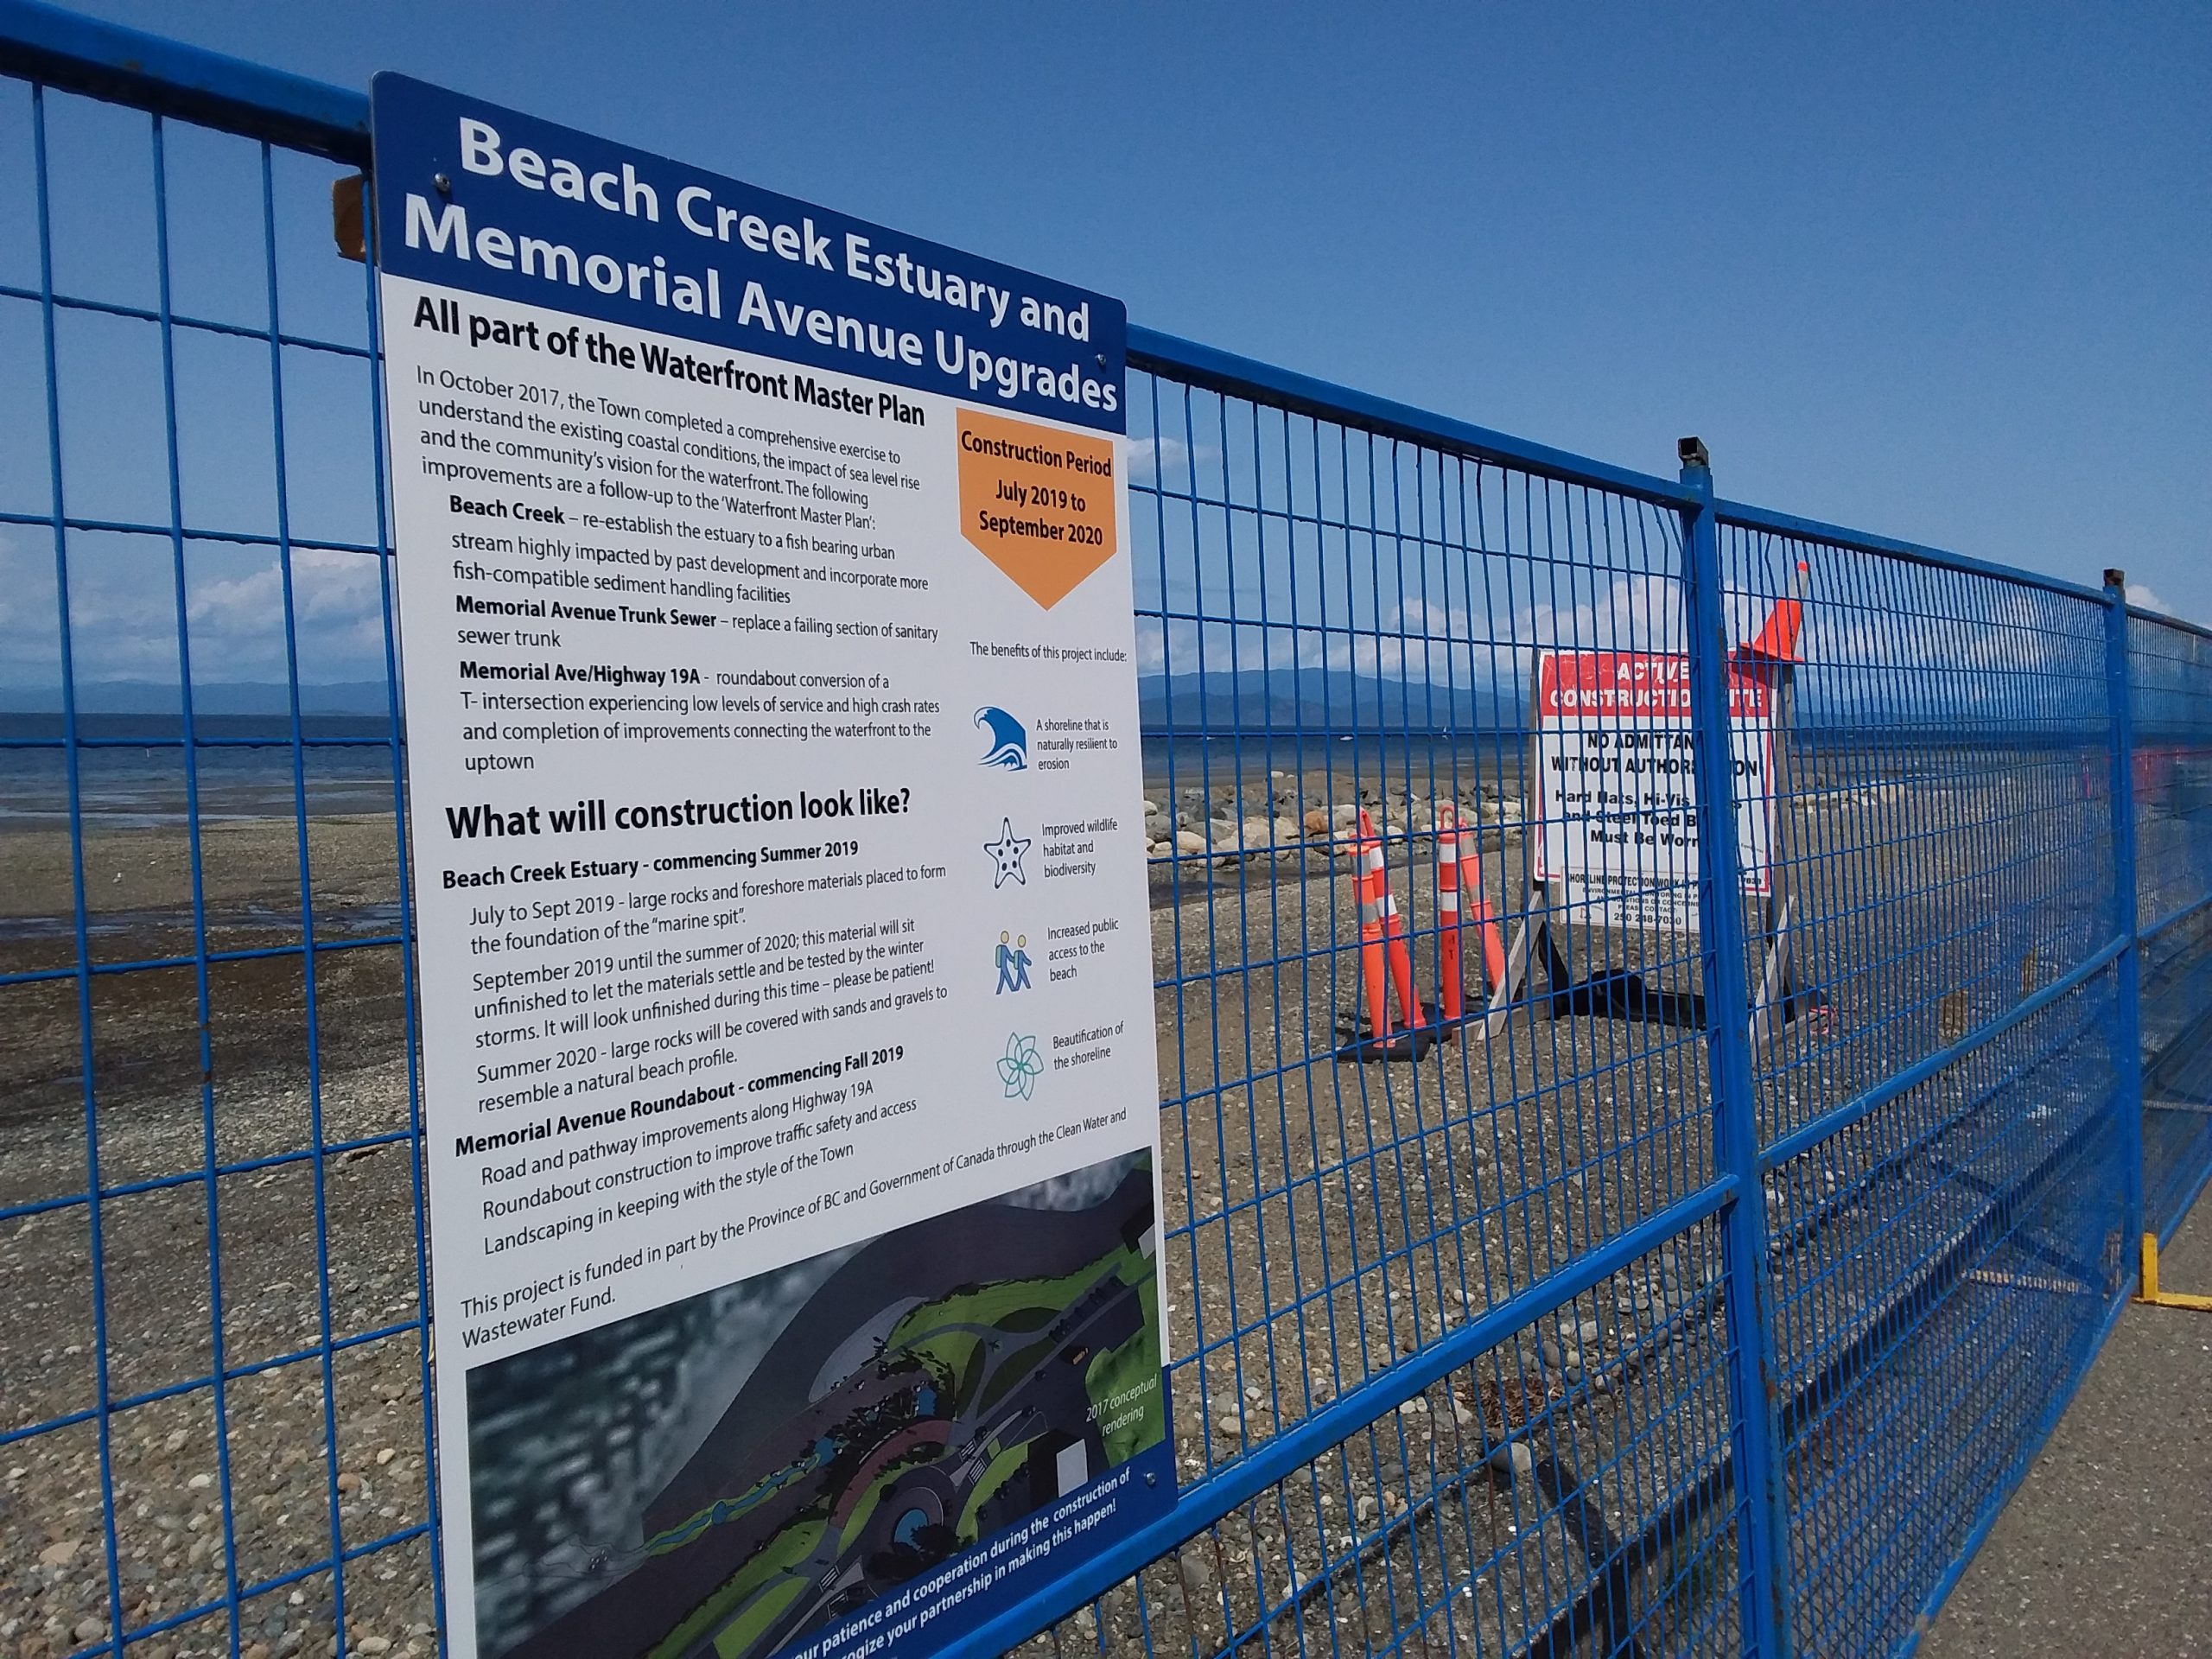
[1135,669,1523,734]
[10,674,1516,731]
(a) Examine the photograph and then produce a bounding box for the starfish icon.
[982,818,1031,888]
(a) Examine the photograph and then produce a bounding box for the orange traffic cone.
[1437,818,1466,1024]
[1335,810,1440,1061]
[1354,823,1391,1043]
[1468,841,1506,991]
[1436,812,1506,1026]
[1363,810,1419,1032]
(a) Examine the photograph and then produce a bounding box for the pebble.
[40,1538,81,1567]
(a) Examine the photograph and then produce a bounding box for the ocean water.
[0,721,1529,829]
[0,715,2119,830]
[1141,731,1536,797]
[0,715,402,828]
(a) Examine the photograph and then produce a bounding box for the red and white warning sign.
[1533,580,1804,932]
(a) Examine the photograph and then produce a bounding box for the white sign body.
[1532,650,1780,932]
[373,75,1169,1659]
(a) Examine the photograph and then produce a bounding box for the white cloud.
[0,530,389,688]
[2128,583,2172,615]
[1127,434,1222,488]
[185,544,388,676]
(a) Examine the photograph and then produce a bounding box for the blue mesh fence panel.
[1100,359,1760,1655]
[1001,1230,1748,1659]
[0,69,434,1659]
[1715,518,2126,1657]
[2129,612,2212,1238]
[3,16,2210,1659]
[1769,974,2122,1657]
[1126,365,1716,1459]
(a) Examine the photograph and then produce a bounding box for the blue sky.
[2,2,2204,689]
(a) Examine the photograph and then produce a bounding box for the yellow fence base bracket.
[2137,1233,2212,1310]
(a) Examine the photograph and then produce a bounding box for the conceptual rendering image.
[463,1151,1164,1659]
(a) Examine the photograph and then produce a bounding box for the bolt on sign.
[370,74,1170,1659]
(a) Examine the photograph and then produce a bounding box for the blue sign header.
[369,74,1125,433]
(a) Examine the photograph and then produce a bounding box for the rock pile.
[1141,773,1526,863]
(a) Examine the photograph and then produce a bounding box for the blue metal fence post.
[1678,438,1794,1656]
[2104,568,2145,1269]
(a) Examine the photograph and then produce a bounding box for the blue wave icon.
[975,706,1027,771]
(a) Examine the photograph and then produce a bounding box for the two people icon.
[995,931,1033,995]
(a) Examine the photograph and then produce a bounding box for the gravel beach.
[1,742,2108,1659]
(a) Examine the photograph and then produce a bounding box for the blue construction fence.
[3,5,2211,1656]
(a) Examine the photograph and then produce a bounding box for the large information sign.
[1532,651,1781,931]
[372,76,1169,1659]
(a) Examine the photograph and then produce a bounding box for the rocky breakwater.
[1139,770,1527,867]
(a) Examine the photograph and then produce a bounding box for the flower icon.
[997,1033,1042,1101]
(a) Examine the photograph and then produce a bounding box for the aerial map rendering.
[464,1152,1165,1659]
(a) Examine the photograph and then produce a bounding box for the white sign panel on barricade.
[372,74,1169,1659]
[1532,650,1781,933]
